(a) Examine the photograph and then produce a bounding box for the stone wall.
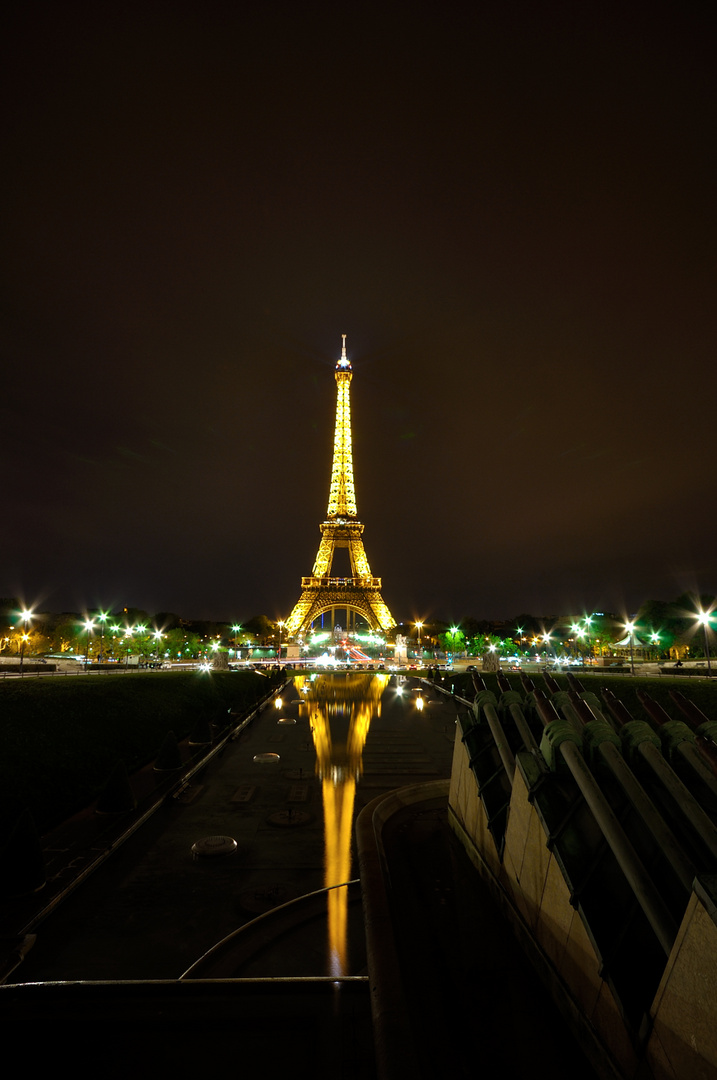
[448,730,717,1080]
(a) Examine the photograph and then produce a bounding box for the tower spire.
[327,334,356,519]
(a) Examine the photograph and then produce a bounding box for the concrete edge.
[355,779,450,1080]
[446,803,625,1080]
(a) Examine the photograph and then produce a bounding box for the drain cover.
[192,835,237,858]
[253,752,281,763]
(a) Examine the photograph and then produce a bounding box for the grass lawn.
[0,670,277,833]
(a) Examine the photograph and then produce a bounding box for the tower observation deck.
[285,336,395,637]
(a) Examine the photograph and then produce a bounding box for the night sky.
[2,2,715,625]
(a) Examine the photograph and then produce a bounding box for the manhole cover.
[192,835,237,858]
[253,752,281,763]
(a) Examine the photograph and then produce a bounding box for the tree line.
[1,592,714,662]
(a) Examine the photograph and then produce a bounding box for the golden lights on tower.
[286,336,396,636]
[327,333,357,520]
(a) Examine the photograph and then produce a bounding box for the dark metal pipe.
[568,692,697,891]
[496,671,512,694]
[543,671,561,695]
[508,703,542,756]
[519,673,536,694]
[636,689,672,727]
[566,692,593,727]
[482,703,516,782]
[597,740,696,893]
[557,738,678,956]
[601,690,717,863]
[472,672,488,695]
[669,691,717,776]
[566,671,585,694]
[668,690,712,728]
[638,690,717,798]
[637,741,717,863]
[600,688,634,729]
[532,688,561,729]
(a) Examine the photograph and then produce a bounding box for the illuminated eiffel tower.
[285,335,396,637]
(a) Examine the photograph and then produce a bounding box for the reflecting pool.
[293,672,390,975]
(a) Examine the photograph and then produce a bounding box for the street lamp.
[18,609,33,674]
[83,619,94,669]
[697,610,713,677]
[135,625,147,668]
[97,611,108,664]
[650,632,660,662]
[232,624,242,661]
[571,623,581,661]
[153,631,164,664]
[277,619,284,664]
[415,621,423,660]
[625,621,636,676]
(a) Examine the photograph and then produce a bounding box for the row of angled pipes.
[468,668,717,958]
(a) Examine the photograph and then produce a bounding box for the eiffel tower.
[285,335,396,638]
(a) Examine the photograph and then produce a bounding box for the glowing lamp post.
[697,611,713,677]
[97,612,107,664]
[415,621,423,661]
[18,609,33,674]
[571,624,581,661]
[650,632,660,662]
[83,619,94,669]
[232,624,242,661]
[625,621,636,676]
[135,625,147,668]
[277,620,284,664]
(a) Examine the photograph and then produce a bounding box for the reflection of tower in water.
[294,673,389,975]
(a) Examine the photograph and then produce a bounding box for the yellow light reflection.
[294,672,389,975]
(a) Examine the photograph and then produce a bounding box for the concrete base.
[448,726,717,1080]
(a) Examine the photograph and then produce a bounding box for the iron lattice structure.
[285,336,396,637]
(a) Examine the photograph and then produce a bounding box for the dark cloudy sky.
[2,1,715,624]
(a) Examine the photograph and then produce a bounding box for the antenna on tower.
[341,334,347,362]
